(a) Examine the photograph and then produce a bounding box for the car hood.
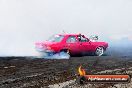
[91,41,107,44]
[91,41,108,47]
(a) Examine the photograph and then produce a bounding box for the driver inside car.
[78,33,82,41]
[78,34,87,42]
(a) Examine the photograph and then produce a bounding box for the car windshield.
[47,35,64,42]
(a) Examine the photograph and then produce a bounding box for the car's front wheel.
[95,46,104,56]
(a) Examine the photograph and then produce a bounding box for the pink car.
[35,34,108,56]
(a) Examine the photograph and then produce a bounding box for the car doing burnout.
[35,34,108,56]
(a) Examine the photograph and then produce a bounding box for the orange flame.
[78,65,86,76]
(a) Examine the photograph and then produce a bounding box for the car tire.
[66,49,71,55]
[95,46,104,56]
[60,49,71,56]
[46,52,54,56]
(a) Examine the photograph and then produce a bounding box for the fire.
[78,65,86,76]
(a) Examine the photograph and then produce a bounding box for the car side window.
[81,36,88,42]
[66,36,77,43]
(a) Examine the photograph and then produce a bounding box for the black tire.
[95,46,104,56]
[60,49,71,56]
[45,52,54,56]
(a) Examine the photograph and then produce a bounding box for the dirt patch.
[0,56,132,88]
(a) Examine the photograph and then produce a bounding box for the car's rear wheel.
[60,49,71,56]
[95,46,104,56]
[45,52,54,56]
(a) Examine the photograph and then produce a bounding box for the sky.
[0,0,132,56]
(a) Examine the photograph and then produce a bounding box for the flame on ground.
[78,65,86,76]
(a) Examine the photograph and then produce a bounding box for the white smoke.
[37,52,70,59]
[0,0,132,56]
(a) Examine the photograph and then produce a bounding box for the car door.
[66,35,80,54]
[78,35,92,54]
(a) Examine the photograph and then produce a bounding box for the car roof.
[57,34,79,36]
